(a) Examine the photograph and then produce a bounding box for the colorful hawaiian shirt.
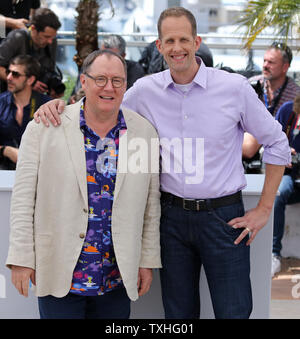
[70,99,127,296]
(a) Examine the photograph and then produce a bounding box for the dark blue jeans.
[273,175,300,256]
[38,287,130,319]
[160,198,252,319]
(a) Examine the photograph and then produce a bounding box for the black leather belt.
[161,191,242,211]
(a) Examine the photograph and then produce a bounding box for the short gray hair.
[81,49,127,78]
[101,34,126,57]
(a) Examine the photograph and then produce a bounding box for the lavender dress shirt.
[122,58,290,199]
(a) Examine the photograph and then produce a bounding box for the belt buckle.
[183,199,206,211]
[183,198,194,211]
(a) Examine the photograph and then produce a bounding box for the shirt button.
[79,233,85,239]
[184,115,188,119]
[83,208,88,213]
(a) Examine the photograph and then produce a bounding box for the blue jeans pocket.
[210,202,245,237]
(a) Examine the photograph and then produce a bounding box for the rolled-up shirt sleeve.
[240,78,291,165]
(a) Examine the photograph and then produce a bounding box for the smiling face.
[156,15,201,84]
[80,54,127,118]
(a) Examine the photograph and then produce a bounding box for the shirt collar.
[79,97,127,136]
[163,57,207,90]
[7,91,34,111]
[263,76,288,98]
[6,91,15,105]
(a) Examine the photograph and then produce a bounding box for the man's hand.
[137,268,152,297]
[3,146,18,163]
[11,265,36,297]
[5,17,28,30]
[34,99,65,127]
[228,205,271,246]
[228,163,285,246]
[33,80,49,94]
[49,89,65,99]
[286,147,297,168]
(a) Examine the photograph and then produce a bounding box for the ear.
[27,75,36,87]
[80,73,86,89]
[30,24,37,33]
[195,35,202,50]
[283,62,290,74]
[155,39,163,54]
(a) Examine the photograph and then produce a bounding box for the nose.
[6,71,13,80]
[103,79,114,90]
[173,40,182,51]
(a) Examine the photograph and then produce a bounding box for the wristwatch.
[0,146,6,160]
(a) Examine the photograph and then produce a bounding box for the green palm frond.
[238,0,300,49]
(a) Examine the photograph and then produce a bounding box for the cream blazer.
[6,100,161,301]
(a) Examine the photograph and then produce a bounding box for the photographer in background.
[272,93,300,277]
[0,7,65,98]
[243,42,300,174]
[249,42,300,117]
[0,55,50,170]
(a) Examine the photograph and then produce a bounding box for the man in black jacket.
[0,7,63,97]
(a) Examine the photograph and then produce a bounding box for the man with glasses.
[32,8,291,319]
[6,50,161,319]
[0,54,50,169]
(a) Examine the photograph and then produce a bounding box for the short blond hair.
[157,7,197,39]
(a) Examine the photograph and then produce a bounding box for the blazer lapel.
[62,105,136,206]
[63,103,88,207]
[114,110,135,202]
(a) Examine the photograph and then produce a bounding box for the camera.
[40,72,65,95]
[289,152,300,188]
[291,152,300,165]
[243,158,262,174]
[250,80,264,101]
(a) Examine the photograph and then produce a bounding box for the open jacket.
[6,100,161,301]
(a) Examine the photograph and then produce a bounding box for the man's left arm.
[228,163,284,245]
[229,78,291,244]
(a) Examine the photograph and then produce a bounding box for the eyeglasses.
[6,69,27,78]
[84,73,125,88]
[271,42,292,64]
